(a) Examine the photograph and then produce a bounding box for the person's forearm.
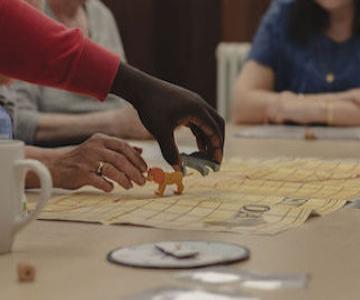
[25,146,74,188]
[233,89,352,125]
[232,90,281,124]
[34,112,110,146]
[326,100,360,126]
[272,92,332,125]
[33,107,150,146]
[110,62,153,107]
[274,92,360,125]
[25,146,59,188]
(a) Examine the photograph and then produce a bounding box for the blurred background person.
[232,0,360,126]
[12,0,151,147]
[0,0,148,192]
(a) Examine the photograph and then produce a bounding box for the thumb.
[156,131,181,170]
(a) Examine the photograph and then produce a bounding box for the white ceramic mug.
[0,140,52,254]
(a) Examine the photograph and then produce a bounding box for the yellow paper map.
[35,158,360,235]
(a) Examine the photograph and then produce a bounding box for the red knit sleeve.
[0,0,120,100]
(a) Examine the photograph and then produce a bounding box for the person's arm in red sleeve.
[0,0,225,170]
[0,0,119,100]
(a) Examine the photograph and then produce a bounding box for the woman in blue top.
[232,0,360,126]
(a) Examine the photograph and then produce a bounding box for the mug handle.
[13,159,52,233]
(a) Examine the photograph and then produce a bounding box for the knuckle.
[114,153,126,166]
[106,165,123,182]
[115,158,137,178]
[121,141,135,155]
[118,141,127,152]
[91,133,106,144]
[90,133,99,140]
[94,133,105,139]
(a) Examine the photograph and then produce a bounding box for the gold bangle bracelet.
[326,100,334,126]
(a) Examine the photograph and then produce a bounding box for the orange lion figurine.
[147,168,184,197]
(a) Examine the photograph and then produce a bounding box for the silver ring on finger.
[96,161,105,177]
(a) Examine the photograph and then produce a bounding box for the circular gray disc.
[107,240,250,269]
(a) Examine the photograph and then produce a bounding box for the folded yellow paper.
[33,158,360,235]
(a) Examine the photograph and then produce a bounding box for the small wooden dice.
[17,262,36,283]
[304,128,317,140]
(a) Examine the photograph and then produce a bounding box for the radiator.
[216,43,251,121]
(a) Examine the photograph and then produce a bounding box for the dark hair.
[288,0,360,44]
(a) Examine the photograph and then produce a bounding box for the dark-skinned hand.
[111,63,225,170]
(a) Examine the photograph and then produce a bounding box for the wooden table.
[2,126,360,299]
